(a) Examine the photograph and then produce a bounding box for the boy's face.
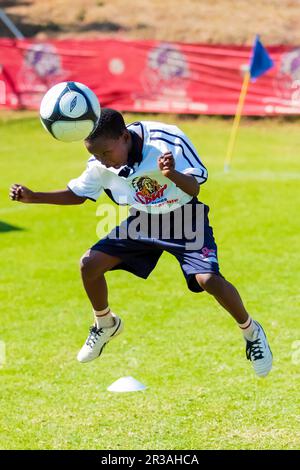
[85,130,131,169]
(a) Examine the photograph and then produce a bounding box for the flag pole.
[224,70,250,172]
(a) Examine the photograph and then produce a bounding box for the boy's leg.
[80,249,121,310]
[77,236,162,363]
[195,273,249,324]
[195,273,273,377]
[77,249,123,363]
[160,199,272,377]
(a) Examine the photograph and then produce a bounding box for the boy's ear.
[123,129,130,142]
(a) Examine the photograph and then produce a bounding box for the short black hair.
[85,108,126,142]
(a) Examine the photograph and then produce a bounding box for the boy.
[10,108,272,377]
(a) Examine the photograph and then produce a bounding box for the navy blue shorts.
[91,198,222,292]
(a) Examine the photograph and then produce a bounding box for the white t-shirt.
[68,121,208,214]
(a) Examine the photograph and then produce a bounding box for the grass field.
[0,113,300,450]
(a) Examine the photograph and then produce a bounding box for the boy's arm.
[9,184,87,205]
[158,152,200,197]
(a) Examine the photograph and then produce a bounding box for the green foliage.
[0,114,299,449]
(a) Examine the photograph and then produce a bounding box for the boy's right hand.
[9,184,35,203]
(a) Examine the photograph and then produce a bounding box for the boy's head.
[84,108,131,168]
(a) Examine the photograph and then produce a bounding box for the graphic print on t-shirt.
[131,176,168,205]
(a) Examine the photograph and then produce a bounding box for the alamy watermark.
[95,197,205,250]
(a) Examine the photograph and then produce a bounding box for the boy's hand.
[158,152,175,177]
[9,184,36,203]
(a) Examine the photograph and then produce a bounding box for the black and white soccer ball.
[39,81,101,142]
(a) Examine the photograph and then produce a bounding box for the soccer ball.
[40,81,101,142]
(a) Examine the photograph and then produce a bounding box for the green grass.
[0,113,300,450]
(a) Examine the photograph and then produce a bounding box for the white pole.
[0,9,24,39]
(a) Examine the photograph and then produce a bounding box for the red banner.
[0,38,300,115]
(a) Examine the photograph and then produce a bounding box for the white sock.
[238,316,258,341]
[94,307,115,329]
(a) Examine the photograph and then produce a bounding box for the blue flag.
[249,35,274,80]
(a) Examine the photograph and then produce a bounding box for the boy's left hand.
[158,152,175,177]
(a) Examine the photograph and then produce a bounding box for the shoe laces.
[246,337,264,361]
[86,326,104,348]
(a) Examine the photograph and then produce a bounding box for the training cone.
[107,376,146,393]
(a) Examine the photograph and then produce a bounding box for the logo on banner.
[24,43,63,79]
[274,48,300,101]
[132,176,167,205]
[18,43,66,106]
[141,43,189,97]
[147,43,189,81]
[280,49,300,81]
[131,42,203,113]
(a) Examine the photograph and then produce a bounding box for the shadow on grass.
[0,221,24,233]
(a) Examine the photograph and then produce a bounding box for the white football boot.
[245,321,273,377]
[77,314,124,363]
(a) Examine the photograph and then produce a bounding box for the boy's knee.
[80,249,120,280]
[80,250,104,280]
[195,273,222,293]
